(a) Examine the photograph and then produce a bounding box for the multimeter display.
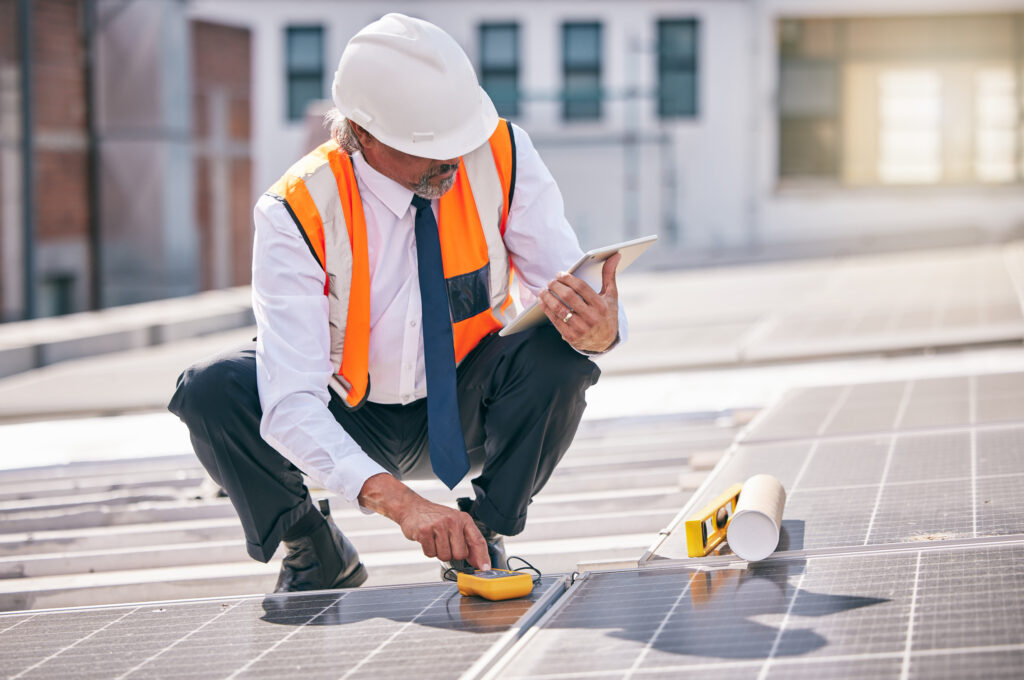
[470,570,518,579]
[457,569,534,600]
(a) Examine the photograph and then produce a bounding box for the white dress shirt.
[252,124,628,510]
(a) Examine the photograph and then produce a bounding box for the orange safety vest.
[266,120,518,409]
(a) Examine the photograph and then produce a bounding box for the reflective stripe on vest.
[266,120,516,408]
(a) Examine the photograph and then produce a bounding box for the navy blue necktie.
[411,195,470,489]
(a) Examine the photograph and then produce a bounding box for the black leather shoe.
[440,498,508,580]
[274,503,367,592]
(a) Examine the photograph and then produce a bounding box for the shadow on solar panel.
[604,562,886,660]
[259,587,536,633]
[492,561,897,678]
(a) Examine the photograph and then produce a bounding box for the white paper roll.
[726,474,787,561]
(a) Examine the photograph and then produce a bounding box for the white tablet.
[499,234,658,337]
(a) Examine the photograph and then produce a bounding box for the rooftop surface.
[1,243,1023,678]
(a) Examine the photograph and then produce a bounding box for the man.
[169,13,625,592]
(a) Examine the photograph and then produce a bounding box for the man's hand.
[539,252,620,353]
[357,473,491,570]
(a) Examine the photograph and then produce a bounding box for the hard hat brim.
[370,87,500,161]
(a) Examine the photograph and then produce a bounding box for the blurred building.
[188,0,1024,270]
[0,0,252,322]
[3,0,1024,321]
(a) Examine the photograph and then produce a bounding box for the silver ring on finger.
[562,310,574,324]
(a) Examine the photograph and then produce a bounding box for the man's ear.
[350,122,373,149]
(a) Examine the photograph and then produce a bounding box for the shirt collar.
[351,151,416,219]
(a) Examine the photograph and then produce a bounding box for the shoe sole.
[332,562,369,589]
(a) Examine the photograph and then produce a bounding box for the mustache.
[427,163,459,178]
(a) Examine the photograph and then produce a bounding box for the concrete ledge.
[0,287,253,379]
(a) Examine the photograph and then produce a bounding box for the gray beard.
[413,168,458,199]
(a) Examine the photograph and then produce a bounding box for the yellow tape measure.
[684,482,743,557]
[457,569,534,601]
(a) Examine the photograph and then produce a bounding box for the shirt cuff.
[325,455,391,515]
[574,331,621,357]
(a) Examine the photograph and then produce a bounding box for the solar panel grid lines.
[976,474,1024,536]
[227,594,346,680]
[8,605,143,680]
[459,575,570,680]
[741,372,1024,445]
[336,589,450,680]
[897,552,923,680]
[815,384,854,439]
[969,375,980,538]
[976,426,1024,476]
[0,579,564,680]
[622,367,1024,677]
[653,415,1024,560]
[864,383,950,548]
[620,570,695,680]
[753,567,808,680]
[0,411,724,611]
[491,541,1024,680]
[0,612,33,635]
[116,597,247,680]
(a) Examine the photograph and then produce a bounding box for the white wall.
[187,0,1024,264]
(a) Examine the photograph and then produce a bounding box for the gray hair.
[325,107,362,154]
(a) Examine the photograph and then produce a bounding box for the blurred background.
[2,0,1023,322]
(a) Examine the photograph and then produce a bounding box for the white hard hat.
[332,13,499,160]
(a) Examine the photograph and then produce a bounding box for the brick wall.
[0,0,14,65]
[33,0,89,238]
[3,7,253,318]
[33,0,86,134]
[35,150,88,240]
[33,0,90,313]
[192,20,253,290]
[230,157,252,284]
[34,0,88,240]
[0,0,90,319]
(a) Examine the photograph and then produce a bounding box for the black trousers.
[168,325,600,562]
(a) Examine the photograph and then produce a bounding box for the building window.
[40,274,75,317]
[975,68,1018,182]
[286,26,324,121]
[480,23,520,117]
[778,14,1024,186]
[877,70,942,184]
[562,22,602,121]
[778,19,840,180]
[657,19,699,118]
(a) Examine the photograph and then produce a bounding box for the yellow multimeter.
[456,569,534,601]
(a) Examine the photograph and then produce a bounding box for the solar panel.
[738,246,1024,363]
[611,247,1024,373]
[652,423,1024,559]
[743,304,1024,363]
[742,372,1024,444]
[489,541,1024,679]
[552,367,1020,678]
[0,578,563,679]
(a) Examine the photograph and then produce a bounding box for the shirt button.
[405,363,413,370]
[410,320,417,328]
